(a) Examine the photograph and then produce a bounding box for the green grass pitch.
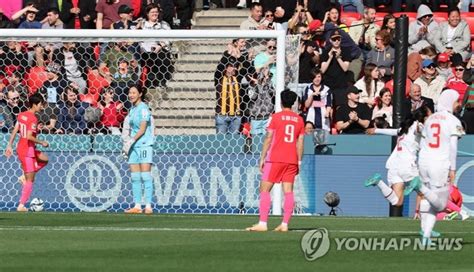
[0,212,472,272]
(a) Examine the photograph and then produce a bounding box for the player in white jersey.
[404,89,465,244]
[365,106,431,209]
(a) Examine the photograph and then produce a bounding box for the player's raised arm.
[5,122,20,157]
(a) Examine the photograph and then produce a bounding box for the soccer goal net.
[0,29,311,214]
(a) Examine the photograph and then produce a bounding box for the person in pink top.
[246,89,305,232]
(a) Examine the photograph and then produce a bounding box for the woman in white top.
[431,7,471,60]
[405,89,466,243]
[365,105,431,210]
[140,3,174,88]
[372,88,393,127]
[354,63,384,107]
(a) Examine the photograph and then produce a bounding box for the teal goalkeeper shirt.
[128,102,154,147]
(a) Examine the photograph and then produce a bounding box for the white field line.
[0,226,472,234]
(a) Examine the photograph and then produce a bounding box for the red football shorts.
[262,162,299,183]
[18,150,42,173]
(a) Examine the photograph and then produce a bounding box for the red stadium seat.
[25,66,47,94]
[340,12,362,26]
[432,12,448,20]
[461,13,474,38]
[374,12,387,27]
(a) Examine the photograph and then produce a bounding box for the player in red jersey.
[4,93,49,212]
[246,89,305,232]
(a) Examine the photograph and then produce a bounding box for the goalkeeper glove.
[122,138,135,159]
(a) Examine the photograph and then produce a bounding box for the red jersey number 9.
[284,124,295,143]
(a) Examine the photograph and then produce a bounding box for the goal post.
[0,29,306,215]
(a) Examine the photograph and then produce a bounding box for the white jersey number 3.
[284,124,295,143]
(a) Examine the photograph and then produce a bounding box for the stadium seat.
[25,66,47,94]
[374,12,387,27]
[340,12,361,26]
[461,13,474,38]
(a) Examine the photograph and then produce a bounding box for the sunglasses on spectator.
[268,46,277,50]
[10,97,20,101]
[455,67,465,71]
[265,14,274,18]
[421,14,432,19]
[331,37,341,42]
[425,64,436,69]
[300,31,310,35]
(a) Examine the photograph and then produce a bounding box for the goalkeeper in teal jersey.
[122,85,155,214]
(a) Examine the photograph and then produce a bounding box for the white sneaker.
[460,210,470,221]
[236,0,246,9]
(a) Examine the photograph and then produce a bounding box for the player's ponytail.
[398,106,430,136]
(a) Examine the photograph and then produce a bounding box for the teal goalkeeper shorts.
[128,146,153,164]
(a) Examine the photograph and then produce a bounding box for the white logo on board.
[65,155,122,212]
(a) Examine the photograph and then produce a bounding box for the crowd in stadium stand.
[0,1,473,136]
[216,1,473,135]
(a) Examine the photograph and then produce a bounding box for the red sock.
[282,192,294,224]
[446,200,461,212]
[19,181,33,205]
[258,192,271,223]
[436,212,447,221]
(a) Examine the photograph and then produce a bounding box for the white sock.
[423,209,437,239]
[145,204,152,209]
[419,185,448,211]
[419,199,429,233]
[134,203,141,209]
[237,0,246,6]
[281,222,288,227]
[376,180,399,206]
[258,221,267,227]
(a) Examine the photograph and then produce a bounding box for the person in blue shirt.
[122,84,154,214]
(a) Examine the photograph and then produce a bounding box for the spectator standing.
[96,0,131,29]
[42,7,64,29]
[320,30,352,107]
[288,4,314,34]
[12,4,41,29]
[215,63,241,134]
[302,69,332,132]
[248,67,275,136]
[348,6,379,59]
[408,5,438,53]
[60,0,97,29]
[335,86,371,134]
[140,3,173,87]
[240,2,264,30]
[254,39,277,86]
